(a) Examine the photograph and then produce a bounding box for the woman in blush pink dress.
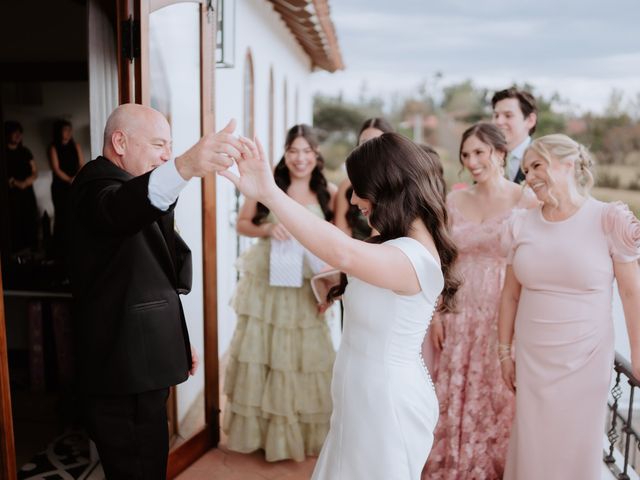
[499,134,640,480]
[423,123,536,480]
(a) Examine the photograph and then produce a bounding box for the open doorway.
[0,0,102,477]
[1,0,221,477]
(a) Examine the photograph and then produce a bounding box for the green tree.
[313,94,388,170]
[313,95,366,139]
[440,80,488,123]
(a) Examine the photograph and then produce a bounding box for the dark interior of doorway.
[1,0,95,476]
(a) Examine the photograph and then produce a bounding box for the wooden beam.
[270,0,309,10]
[268,0,343,73]
[134,0,150,105]
[167,427,211,479]
[199,0,221,446]
[117,0,133,103]
[0,259,16,480]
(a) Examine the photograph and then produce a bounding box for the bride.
[220,132,459,479]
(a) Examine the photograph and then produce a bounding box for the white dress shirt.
[507,136,531,182]
[147,159,189,210]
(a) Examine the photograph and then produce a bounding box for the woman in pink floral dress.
[423,123,536,479]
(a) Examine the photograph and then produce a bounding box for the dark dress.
[51,141,80,259]
[6,145,38,252]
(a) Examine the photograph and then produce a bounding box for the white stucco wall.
[148,2,204,427]
[215,0,317,357]
[143,0,322,425]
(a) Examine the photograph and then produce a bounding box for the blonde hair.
[524,134,595,196]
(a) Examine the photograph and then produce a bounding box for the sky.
[310,0,640,115]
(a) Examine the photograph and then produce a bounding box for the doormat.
[18,430,102,479]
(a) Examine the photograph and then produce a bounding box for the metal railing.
[605,353,640,479]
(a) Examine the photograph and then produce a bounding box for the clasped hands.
[174,118,242,180]
[174,118,277,202]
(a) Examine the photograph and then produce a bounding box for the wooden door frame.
[132,0,220,476]
[117,0,134,104]
[0,0,220,477]
[0,269,16,480]
[0,62,14,478]
[117,0,221,474]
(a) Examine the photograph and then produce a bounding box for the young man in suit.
[69,103,242,478]
[491,87,538,184]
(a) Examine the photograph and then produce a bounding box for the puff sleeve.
[500,209,528,264]
[602,201,640,263]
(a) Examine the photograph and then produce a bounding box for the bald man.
[69,104,242,479]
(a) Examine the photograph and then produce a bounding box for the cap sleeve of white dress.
[602,201,640,263]
[386,237,444,301]
[500,208,528,264]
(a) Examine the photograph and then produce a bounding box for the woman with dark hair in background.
[221,131,459,479]
[418,143,446,201]
[222,124,337,462]
[5,120,38,253]
[334,117,394,239]
[49,119,84,260]
[424,123,536,480]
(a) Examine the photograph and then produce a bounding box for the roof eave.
[268,0,344,73]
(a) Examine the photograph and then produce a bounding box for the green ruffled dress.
[223,205,335,461]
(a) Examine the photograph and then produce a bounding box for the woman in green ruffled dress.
[222,124,338,461]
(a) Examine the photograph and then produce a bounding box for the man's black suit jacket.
[70,157,192,395]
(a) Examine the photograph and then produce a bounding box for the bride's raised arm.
[219,136,422,296]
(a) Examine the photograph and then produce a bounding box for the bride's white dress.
[311,237,443,480]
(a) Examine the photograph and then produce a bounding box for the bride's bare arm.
[220,137,422,295]
[615,260,640,379]
[263,187,420,294]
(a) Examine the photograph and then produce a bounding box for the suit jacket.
[513,168,525,184]
[508,136,531,185]
[69,157,192,395]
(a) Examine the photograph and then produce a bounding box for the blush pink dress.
[502,198,640,480]
[423,192,531,480]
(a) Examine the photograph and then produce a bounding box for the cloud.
[317,0,640,112]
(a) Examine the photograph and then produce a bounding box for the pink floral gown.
[423,192,531,480]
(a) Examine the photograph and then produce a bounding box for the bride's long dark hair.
[329,133,460,312]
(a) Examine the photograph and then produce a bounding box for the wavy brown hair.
[459,122,508,169]
[357,117,394,139]
[419,143,446,201]
[330,133,460,313]
[252,124,333,224]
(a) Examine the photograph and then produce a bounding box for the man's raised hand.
[175,119,243,180]
[218,136,278,203]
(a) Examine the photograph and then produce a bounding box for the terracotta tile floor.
[175,444,317,480]
[177,356,318,480]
